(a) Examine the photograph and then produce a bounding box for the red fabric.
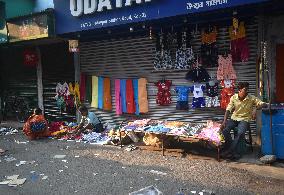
[80,73,86,101]
[230,37,249,62]
[23,115,50,140]
[155,80,172,106]
[220,80,235,109]
[48,121,65,133]
[126,79,135,114]
[23,49,38,68]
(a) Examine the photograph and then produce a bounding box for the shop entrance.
[276,44,284,103]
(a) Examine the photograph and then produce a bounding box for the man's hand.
[220,120,227,132]
[252,109,257,120]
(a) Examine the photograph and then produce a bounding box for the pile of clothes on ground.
[0,127,19,136]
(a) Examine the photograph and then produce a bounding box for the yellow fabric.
[69,83,74,95]
[229,22,246,40]
[74,83,80,101]
[226,94,265,122]
[91,76,99,108]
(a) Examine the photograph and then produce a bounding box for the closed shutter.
[41,42,75,121]
[80,17,259,134]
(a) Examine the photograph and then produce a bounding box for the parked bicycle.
[0,91,32,123]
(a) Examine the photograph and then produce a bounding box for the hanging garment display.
[69,82,81,108]
[229,21,250,62]
[55,82,69,111]
[126,79,135,114]
[91,76,98,108]
[153,31,173,70]
[155,80,172,106]
[175,30,195,69]
[190,84,206,109]
[138,78,149,113]
[133,79,140,115]
[115,79,122,115]
[201,26,218,67]
[103,78,112,111]
[185,60,210,82]
[80,73,86,101]
[217,54,237,80]
[220,79,235,109]
[175,86,190,110]
[205,81,220,107]
[85,76,92,104]
[98,77,104,109]
[120,79,127,113]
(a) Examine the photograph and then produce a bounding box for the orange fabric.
[103,78,112,110]
[276,44,284,102]
[220,80,235,109]
[23,115,50,140]
[201,27,217,44]
[138,78,149,113]
[229,21,246,40]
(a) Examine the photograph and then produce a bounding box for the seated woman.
[71,105,104,136]
[23,108,51,140]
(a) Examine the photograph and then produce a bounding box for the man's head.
[78,105,88,116]
[238,82,249,99]
[33,107,42,115]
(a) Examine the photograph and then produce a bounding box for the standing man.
[220,82,267,159]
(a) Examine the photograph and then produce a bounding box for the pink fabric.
[231,37,250,62]
[217,54,237,80]
[115,79,122,115]
[198,121,223,146]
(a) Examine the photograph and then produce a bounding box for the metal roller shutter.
[80,17,259,134]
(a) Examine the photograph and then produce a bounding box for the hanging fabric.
[120,79,127,113]
[103,77,112,111]
[220,79,235,109]
[126,79,135,114]
[205,81,220,107]
[217,54,237,80]
[80,73,86,102]
[91,76,98,108]
[229,21,250,62]
[85,76,92,104]
[175,86,190,110]
[138,78,149,113]
[133,79,140,115]
[201,26,218,67]
[115,79,122,115]
[155,79,172,106]
[98,77,104,109]
[190,84,206,109]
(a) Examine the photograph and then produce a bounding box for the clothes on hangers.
[205,81,220,107]
[217,54,237,80]
[201,26,218,67]
[120,79,127,113]
[126,79,135,114]
[220,79,235,109]
[155,80,172,106]
[185,60,210,82]
[229,21,250,62]
[175,86,190,110]
[190,85,206,108]
[133,79,140,115]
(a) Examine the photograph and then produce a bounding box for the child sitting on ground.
[23,108,51,140]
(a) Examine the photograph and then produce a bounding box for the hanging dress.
[126,79,135,114]
[205,81,220,107]
[115,79,122,115]
[201,26,218,67]
[155,80,172,106]
[220,79,235,109]
[91,76,99,108]
[217,54,237,80]
[191,85,206,109]
[103,77,112,111]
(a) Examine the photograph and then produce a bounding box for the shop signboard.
[0,2,8,44]
[54,0,268,34]
[7,12,55,42]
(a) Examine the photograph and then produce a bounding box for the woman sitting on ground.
[23,108,51,140]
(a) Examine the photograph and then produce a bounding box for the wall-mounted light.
[130,27,134,32]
